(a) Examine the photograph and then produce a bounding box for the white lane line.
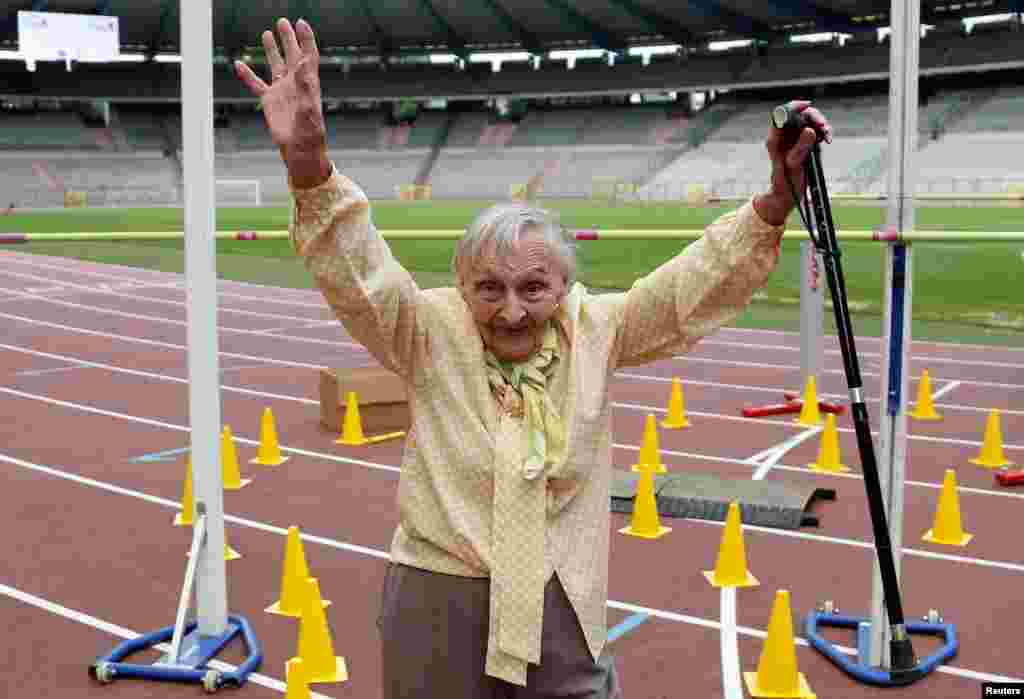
[0,310,331,371]
[612,399,1024,452]
[1,388,1022,574]
[0,582,338,698]
[0,284,357,350]
[15,364,88,377]
[720,587,743,699]
[615,371,1024,416]
[699,339,1024,370]
[251,320,340,335]
[674,355,1024,391]
[2,449,1021,687]
[0,255,330,309]
[932,380,962,401]
[747,427,823,481]
[2,340,1021,502]
[715,324,1024,355]
[0,335,1013,460]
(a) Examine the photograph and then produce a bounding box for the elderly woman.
[237,18,832,699]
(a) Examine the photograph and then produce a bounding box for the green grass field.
[4,200,1023,347]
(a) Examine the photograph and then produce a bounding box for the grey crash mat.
[610,470,836,530]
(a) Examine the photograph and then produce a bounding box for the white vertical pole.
[180,0,227,636]
[869,0,918,669]
[799,239,824,386]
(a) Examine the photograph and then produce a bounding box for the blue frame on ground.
[608,612,649,643]
[129,447,190,463]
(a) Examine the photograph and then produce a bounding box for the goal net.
[215,179,262,206]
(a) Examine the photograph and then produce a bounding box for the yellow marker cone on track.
[187,532,241,561]
[284,657,311,699]
[295,577,348,684]
[703,502,759,588]
[796,376,822,426]
[661,378,690,429]
[922,469,973,546]
[267,526,332,617]
[335,391,406,446]
[619,465,671,539]
[909,369,942,421]
[970,409,1014,469]
[222,425,251,490]
[631,414,667,474]
[252,407,290,466]
[744,590,816,698]
[809,414,850,472]
[173,456,194,527]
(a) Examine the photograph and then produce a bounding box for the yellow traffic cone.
[222,425,251,490]
[808,414,850,472]
[296,577,348,684]
[335,392,367,446]
[284,657,311,699]
[631,414,667,474]
[922,469,972,546]
[909,369,942,421]
[744,590,816,698]
[796,376,822,426]
[703,502,759,588]
[251,407,289,466]
[173,456,194,527]
[970,409,1014,469]
[661,378,690,429]
[619,465,671,539]
[267,526,332,617]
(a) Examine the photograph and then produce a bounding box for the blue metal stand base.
[89,614,262,692]
[805,610,957,687]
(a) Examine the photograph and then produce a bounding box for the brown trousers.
[377,562,623,698]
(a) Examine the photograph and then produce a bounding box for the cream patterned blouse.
[289,163,785,686]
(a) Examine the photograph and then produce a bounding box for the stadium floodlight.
[16,11,120,72]
[89,1,261,689]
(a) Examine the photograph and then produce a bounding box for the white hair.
[452,202,578,285]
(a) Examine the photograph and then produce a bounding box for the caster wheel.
[203,670,221,693]
[92,662,115,684]
[925,609,942,624]
[818,600,837,614]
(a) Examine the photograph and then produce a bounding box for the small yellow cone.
[661,378,690,429]
[267,526,332,617]
[173,456,194,527]
[796,376,822,426]
[808,414,850,472]
[969,409,1014,469]
[703,502,759,588]
[187,531,242,561]
[909,369,942,421]
[619,465,671,539]
[335,392,368,446]
[252,407,290,466]
[744,590,816,698]
[296,577,348,684]
[631,414,667,474]
[284,657,311,699]
[923,469,973,546]
[222,425,251,490]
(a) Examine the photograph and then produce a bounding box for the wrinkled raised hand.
[235,18,330,188]
[766,100,833,208]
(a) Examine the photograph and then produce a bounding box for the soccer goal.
[215,178,262,206]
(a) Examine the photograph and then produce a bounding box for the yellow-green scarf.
[484,321,566,480]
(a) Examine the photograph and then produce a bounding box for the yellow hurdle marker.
[335,392,406,446]
[173,456,194,527]
[808,414,850,473]
[251,407,290,466]
[619,465,671,539]
[795,376,823,427]
[292,577,348,685]
[284,657,311,699]
[703,502,759,588]
[267,526,332,617]
[744,590,816,698]
[970,409,1014,469]
[661,377,690,429]
[631,414,667,474]
[909,369,942,421]
[221,425,252,490]
[922,469,973,546]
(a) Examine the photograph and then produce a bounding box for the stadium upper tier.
[4,83,1024,206]
[0,24,1020,102]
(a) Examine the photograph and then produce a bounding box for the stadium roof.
[0,0,1021,60]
